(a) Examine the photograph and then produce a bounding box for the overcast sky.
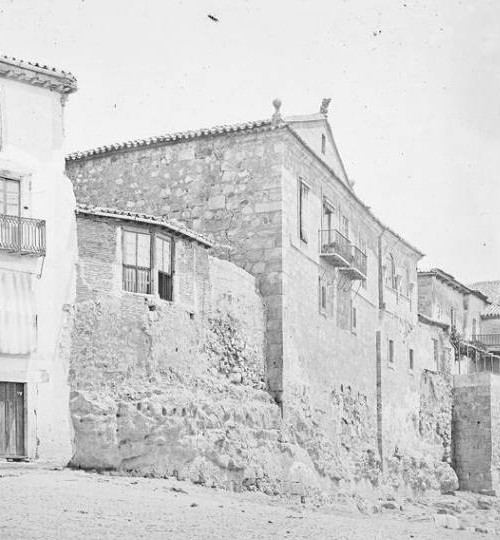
[0,0,498,283]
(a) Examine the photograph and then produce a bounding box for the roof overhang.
[0,54,77,95]
[76,205,213,248]
[418,268,490,302]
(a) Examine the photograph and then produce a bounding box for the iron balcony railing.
[319,229,367,280]
[351,244,368,278]
[0,214,46,256]
[473,334,500,348]
[319,229,352,263]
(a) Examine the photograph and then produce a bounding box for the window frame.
[350,299,357,333]
[450,307,456,329]
[0,176,21,217]
[298,179,309,244]
[156,233,175,302]
[121,228,153,295]
[409,348,414,371]
[388,339,394,363]
[121,227,176,299]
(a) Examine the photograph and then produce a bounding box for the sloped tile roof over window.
[0,54,77,94]
[76,204,213,248]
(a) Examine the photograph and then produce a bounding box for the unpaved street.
[0,467,498,539]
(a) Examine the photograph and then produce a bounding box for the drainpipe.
[376,228,386,470]
[378,229,386,311]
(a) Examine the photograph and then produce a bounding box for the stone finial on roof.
[320,98,331,116]
[272,98,282,124]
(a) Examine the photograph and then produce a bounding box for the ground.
[0,466,499,539]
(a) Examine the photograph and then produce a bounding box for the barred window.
[122,230,152,294]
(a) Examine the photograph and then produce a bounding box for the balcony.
[473,334,500,352]
[0,214,46,256]
[319,229,367,280]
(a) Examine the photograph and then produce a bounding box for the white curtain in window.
[0,270,36,354]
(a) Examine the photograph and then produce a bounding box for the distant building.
[469,281,500,356]
[0,55,77,463]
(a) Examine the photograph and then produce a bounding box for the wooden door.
[0,382,25,457]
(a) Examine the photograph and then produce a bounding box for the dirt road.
[0,466,498,539]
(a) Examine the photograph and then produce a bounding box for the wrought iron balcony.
[319,229,367,280]
[0,214,46,256]
[342,244,368,281]
[473,334,500,350]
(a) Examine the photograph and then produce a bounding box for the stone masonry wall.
[66,129,286,393]
[72,215,379,496]
[453,372,500,494]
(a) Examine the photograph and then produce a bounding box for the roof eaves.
[418,268,489,302]
[284,125,424,258]
[0,54,77,94]
[418,313,450,330]
[75,205,213,248]
[66,119,281,161]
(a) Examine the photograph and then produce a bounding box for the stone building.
[66,100,458,488]
[0,55,77,463]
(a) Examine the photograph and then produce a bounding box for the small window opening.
[409,348,414,370]
[298,180,309,243]
[321,134,326,154]
[388,339,394,363]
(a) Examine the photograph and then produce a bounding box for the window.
[409,348,414,370]
[298,180,309,243]
[405,266,411,297]
[350,300,357,332]
[322,199,334,247]
[157,235,173,301]
[0,177,20,216]
[341,215,349,239]
[122,230,152,294]
[450,308,456,329]
[322,200,334,232]
[386,254,396,289]
[319,277,327,314]
[472,318,477,339]
[321,134,326,154]
[433,338,439,371]
[388,339,394,363]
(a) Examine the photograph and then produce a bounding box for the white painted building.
[0,55,77,464]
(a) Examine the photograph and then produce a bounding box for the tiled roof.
[76,204,213,248]
[482,304,500,319]
[66,119,277,160]
[0,54,77,94]
[66,111,424,257]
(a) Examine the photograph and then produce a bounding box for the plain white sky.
[0,0,498,282]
